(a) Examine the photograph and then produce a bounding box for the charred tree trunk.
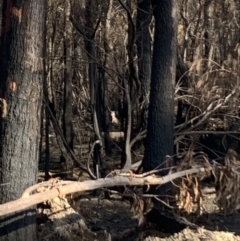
[85,0,101,178]
[0,1,2,45]
[43,10,50,181]
[61,0,74,174]
[142,0,177,192]
[44,100,50,180]
[101,0,113,156]
[0,0,46,240]
[136,0,152,130]
[43,69,50,181]
[118,0,137,171]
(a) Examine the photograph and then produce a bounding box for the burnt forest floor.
[37,156,240,241]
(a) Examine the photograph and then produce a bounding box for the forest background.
[1,0,240,241]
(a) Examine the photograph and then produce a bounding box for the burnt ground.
[37,161,240,241]
[37,135,240,240]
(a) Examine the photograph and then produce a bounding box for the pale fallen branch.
[21,180,75,198]
[0,167,210,217]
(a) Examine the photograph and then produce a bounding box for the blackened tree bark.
[0,1,2,42]
[136,0,152,129]
[101,0,113,156]
[0,0,46,240]
[43,58,50,181]
[62,0,74,174]
[84,0,103,178]
[142,0,177,183]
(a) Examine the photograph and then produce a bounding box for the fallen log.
[0,167,209,217]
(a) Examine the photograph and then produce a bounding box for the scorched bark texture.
[143,0,177,174]
[0,0,46,240]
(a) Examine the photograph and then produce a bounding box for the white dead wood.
[131,160,142,170]
[0,166,210,218]
[0,98,8,117]
[109,131,124,140]
[110,111,120,124]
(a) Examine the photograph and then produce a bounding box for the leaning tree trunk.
[142,0,177,192]
[0,1,46,240]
